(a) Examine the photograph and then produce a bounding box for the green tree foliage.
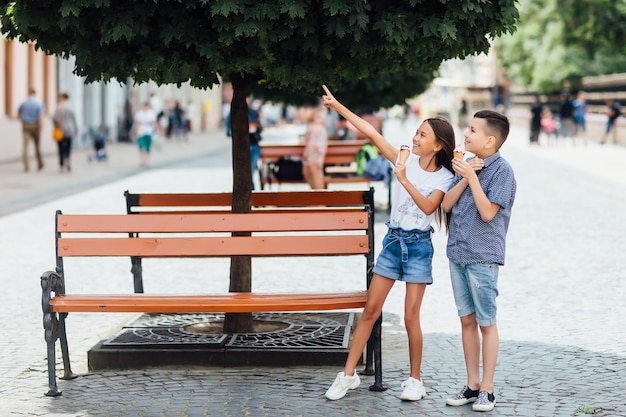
[496,0,626,93]
[1,0,518,332]
[1,1,517,91]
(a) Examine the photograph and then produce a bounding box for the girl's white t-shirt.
[389,153,454,231]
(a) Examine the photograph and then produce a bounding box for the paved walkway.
[1,120,625,416]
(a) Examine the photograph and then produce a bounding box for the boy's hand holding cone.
[453,144,465,175]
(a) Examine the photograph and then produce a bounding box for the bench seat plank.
[49,291,368,313]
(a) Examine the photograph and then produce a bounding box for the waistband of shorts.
[386,223,433,238]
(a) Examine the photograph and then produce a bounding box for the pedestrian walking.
[17,88,46,172]
[321,85,455,401]
[529,95,543,145]
[52,92,78,173]
[600,99,621,144]
[132,101,160,167]
[458,99,469,130]
[443,110,516,412]
[573,91,587,145]
[557,92,575,143]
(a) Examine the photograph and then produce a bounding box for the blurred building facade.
[1,37,223,163]
[415,48,506,127]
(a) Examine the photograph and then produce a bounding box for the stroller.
[89,125,108,162]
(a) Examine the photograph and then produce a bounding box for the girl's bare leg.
[343,274,395,376]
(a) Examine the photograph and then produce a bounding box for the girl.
[300,106,329,189]
[321,85,455,401]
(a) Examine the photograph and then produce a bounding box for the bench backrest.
[259,140,367,165]
[55,210,372,259]
[124,189,375,215]
[121,189,375,293]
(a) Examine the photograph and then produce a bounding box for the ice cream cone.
[399,145,411,164]
[453,144,465,175]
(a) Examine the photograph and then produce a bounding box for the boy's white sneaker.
[399,377,426,401]
[325,372,360,400]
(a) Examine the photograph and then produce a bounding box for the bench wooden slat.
[58,235,370,257]
[57,211,368,233]
[131,190,372,208]
[49,291,369,313]
[136,193,233,207]
[259,141,367,160]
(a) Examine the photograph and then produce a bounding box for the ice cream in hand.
[453,144,465,175]
[453,143,465,161]
[399,145,411,164]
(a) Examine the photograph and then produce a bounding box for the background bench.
[259,141,391,208]
[124,189,375,293]
[41,208,382,396]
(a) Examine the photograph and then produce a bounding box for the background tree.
[496,0,626,93]
[1,0,518,332]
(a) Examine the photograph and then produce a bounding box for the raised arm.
[322,85,398,162]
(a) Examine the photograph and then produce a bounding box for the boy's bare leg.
[460,313,481,389]
[480,324,499,393]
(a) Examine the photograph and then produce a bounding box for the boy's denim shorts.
[449,261,499,326]
[372,224,434,284]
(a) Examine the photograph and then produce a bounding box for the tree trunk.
[223,74,254,334]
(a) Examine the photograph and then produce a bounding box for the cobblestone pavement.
[0,119,625,416]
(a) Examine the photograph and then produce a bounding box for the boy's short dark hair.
[474,110,510,147]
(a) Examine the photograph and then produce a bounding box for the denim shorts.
[449,261,499,326]
[372,223,434,284]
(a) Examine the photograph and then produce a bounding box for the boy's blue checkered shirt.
[446,151,516,265]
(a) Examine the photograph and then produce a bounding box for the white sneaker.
[400,377,426,401]
[325,371,360,400]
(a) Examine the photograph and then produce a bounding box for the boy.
[442,110,516,412]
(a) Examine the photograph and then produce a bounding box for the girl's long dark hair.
[423,116,455,232]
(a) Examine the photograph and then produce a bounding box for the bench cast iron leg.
[42,271,78,396]
[58,314,78,381]
[42,271,63,396]
[45,340,61,396]
[368,313,386,391]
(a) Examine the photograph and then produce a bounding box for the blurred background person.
[558,91,576,143]
[300,106,328,190]
[529,95,543,145]
[573,91,588,145]
[52,92,78,173]
[17,89,46,172]
[132,101,160,167]
[600,99,621,144]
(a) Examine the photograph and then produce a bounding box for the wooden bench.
[124,189,376,293]
[41,208,383,396]
[259,141,392,208]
